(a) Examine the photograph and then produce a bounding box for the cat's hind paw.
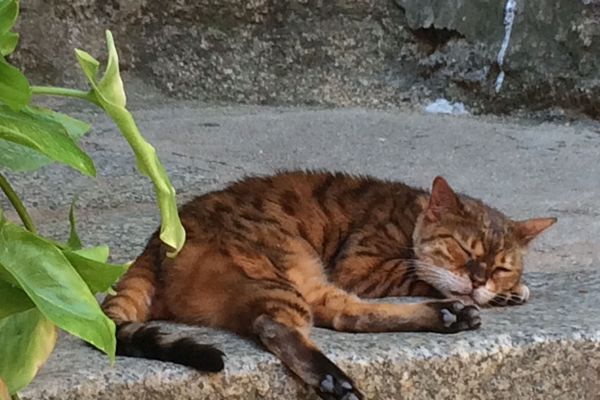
[318,373,363,400]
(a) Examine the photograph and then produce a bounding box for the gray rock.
[397,0,600,117]
[10,0,600,118]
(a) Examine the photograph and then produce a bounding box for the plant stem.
[0,172,36,233]
[31,86,100,106]
[11,392,21,400]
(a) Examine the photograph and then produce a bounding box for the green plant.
[0,0,186,398]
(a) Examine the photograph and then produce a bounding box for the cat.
[102,171,556,400]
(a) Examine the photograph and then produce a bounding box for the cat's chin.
[472,287,496,306]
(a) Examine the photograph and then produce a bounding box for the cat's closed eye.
[451,238,472,255]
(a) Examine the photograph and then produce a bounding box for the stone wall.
[11,0,600,117]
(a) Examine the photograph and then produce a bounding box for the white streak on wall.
[495,0,518,93]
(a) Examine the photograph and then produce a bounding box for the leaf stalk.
[30,86,100,107]
[0,171,36,233]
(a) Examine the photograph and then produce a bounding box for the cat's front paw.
[490,284,530,307]
[490,293,527,307]
[427,300,481,333]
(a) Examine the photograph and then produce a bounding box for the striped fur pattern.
[102,171,555,399]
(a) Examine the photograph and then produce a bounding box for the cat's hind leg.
[240,279,362,399]
[253,313,362,400]
[308,284,481,333]
[163,239,362,399]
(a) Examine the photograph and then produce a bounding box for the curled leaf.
[74,49,100,84]
[97,31,126,107]
[75,30,185,255]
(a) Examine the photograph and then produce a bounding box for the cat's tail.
[101,232,225,372]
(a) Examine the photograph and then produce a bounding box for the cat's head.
[412,176,556,307]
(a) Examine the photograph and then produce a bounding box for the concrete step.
[4,104,599,399]
[22,270,600,400]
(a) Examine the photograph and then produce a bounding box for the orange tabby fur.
[102,171,555,399]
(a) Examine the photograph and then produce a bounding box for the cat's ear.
[427,176,459,220]
[514,217,557,245]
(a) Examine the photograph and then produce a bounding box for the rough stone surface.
[20,271,600,399]
[2,103,599,398]
[396,0,600,117]
[10,0,600,118]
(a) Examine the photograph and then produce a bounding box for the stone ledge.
[12,0,600,118]
[22,270,600,399]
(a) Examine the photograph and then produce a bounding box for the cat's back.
[179,170,418,232]
[229,170,358,194]
[182,170,364,211]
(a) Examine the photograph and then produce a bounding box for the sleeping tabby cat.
[102,171,555,399]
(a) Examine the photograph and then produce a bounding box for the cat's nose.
[466,260,486,287]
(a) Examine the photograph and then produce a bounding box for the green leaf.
[0,0,17,36]
[0,265,17,287]
[0,107,92,172]
[0,31,17,56]
[76,30,185,255]
[0,222,116,360]
[0,0,18,58]
[64,248,127,294]
[0,104,95,175]
[0,141,51,172]
[0,217,33,289]
[0,59,30,110]
[0,280,34,319]
[71,245,109,262]
[66,198,82,250]
[71,245,123,297]
[0,308,57,394]
[25,107,91,139]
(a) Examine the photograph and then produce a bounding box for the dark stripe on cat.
[257,298,312,321]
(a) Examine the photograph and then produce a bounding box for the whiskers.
[473,286,528,307]
[409,260,472,296]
